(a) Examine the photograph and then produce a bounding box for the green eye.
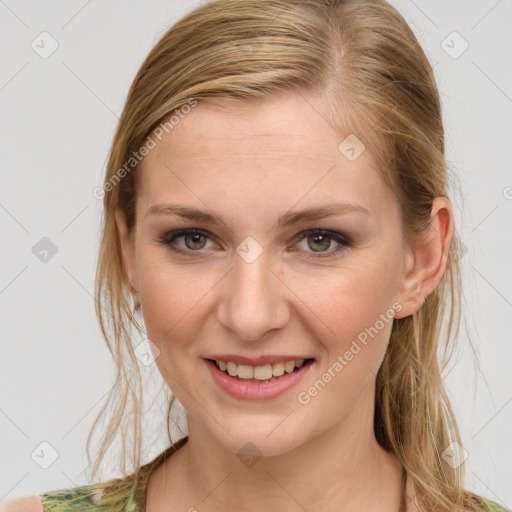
[157,228,352,259]
[294,229,352,259]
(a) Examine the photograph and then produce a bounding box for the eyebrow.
[145,202,370,229]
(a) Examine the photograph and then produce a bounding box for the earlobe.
[394,197,454,319]
[115,208,139,293]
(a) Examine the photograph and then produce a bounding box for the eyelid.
[157,228,218,252]
[290,228,352,259]
[156,227,352,258]
[293,228,352,246]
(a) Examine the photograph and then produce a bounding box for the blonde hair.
[85,0,486,510]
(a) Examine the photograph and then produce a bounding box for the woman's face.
[117,93,415,456]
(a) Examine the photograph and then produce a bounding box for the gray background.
[1,0,511,506]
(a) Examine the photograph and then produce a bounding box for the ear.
[115,208,139,294]
[394,197,454,319]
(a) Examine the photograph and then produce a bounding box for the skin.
[116,92,453,512]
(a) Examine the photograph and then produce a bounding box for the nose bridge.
[218,242,288,342]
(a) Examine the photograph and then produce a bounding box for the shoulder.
[34,480,142,512]
[39,487,105,512]
[0,496,44,512]
[0,487,106,512]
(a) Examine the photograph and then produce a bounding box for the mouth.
[206,358,315,383]
[204,357,315,400]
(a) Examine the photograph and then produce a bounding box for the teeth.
[284,361,295,373]
[253,363,272,380]
[237,364,254,379]
[214,359,309,380]
[272,362,284,377]
[227,361,238,377]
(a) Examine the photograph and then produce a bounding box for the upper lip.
[205,354,314,365]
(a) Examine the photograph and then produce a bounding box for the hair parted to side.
[84,0,485,510]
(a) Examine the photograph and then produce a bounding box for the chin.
[200,414,312,459]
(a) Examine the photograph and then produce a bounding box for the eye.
[156,228,352,258]
[292,229,352,259]
[157,229,215,254]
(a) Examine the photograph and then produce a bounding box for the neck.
[147,397,406,512]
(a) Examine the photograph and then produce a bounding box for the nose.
[217,248,290,342]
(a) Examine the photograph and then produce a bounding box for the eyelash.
[156,228,352,259]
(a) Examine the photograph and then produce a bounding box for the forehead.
[147,94,363,163]
[137,93,394,218]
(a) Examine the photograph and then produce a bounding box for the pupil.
[186,233,206,249]
[309,234,330,252]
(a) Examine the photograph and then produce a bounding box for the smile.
[213,359,308,381]
[205,357,315,400]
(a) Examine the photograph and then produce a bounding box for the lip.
[204,354,313,365]
[204,357,314,400]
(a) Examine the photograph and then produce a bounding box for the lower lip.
[205,359,314,400]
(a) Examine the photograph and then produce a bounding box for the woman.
[2,0,508,511]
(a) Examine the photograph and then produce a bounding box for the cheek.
[289,255,401,408]
[291,256,399,346]
[137,260,218,353]
[293,268,397,420]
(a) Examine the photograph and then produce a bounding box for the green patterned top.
[486,502,512,512]
[39,436,510,512]
[40,437,189,512]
